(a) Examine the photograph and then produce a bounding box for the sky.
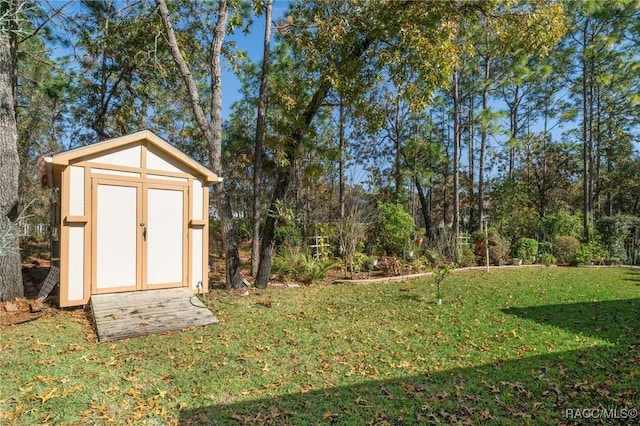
[220,1,290,121]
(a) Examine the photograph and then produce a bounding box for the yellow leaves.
[105,385,121,394]
[35,387,58,404]
[322,411,337,420]
[127,386,142,399]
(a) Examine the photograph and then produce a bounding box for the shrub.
[574,241,608,266]
[596,215,640,263]
[272,246,299,278]
[474,228,510,266]
[296,253,333,284]
[515,238,538,264]
[539,252,557,266]
[574,243,592,266]
[553,235,580,265]
[272,247,333,284]
[457,244,477,268]
[369,203,415,256]
[541,211,582,241]
[275,225,302,248]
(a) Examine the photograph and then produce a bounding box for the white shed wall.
[146,146,188,174]
[192,180,203,220]
[191,228,204,289]
[69,166,85,216]
[67,225,85,301]
[87,145,141,168]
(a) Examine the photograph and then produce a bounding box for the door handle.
[143,226,147,241]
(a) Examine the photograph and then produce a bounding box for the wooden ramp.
[91,288,219,342]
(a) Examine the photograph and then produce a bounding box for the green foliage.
[539,252,557,266]
[272,246,299,278]
[596,215,640,263]
[370,203,415,256]
[351,252,370,273]
[515,238,538,264]
[541,211,583,241]
[574,241,608,266]
[433,263,454,304]
[295,253,333,284]
[275,225,302,249]
[489,178,540,243]
[272,247,333,284]
[235,218,253,242]
[457,244,477,268]
[553,235,580,265]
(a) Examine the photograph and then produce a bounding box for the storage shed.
[42,130,219,307]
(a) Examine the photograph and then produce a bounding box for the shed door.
[143,184,187,289]
[92,179,187,293]
[93,180,142,293]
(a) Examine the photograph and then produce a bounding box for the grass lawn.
[1,267,639,425]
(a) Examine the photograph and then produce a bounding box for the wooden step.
[91,287,218,342]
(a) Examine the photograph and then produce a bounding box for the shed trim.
[46,130,220,184]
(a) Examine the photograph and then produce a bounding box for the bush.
[296,253,333,284]
[369,203,415,256]
[575,241,608,266]
[515,238,538,264]
[457,244,477,268]
[539,252,557,266]
[553,235,580,265]
[541,211,582,241]
[272,247,333,284]
[272,246,299,278]
[474,228,510,266]
[596,215,640,263]
[275,225,302,248]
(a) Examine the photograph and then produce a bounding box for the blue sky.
[220,1,291,120]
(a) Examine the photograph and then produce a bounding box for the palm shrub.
[296,253,333,284]
[272,247,333,284]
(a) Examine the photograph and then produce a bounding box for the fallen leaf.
[35,387,58,404]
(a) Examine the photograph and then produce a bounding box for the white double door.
[92,178,187,293]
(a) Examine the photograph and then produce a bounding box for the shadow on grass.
[624,268,640,284]
[178,347,640,425]
[503,298,640,344]
[179,299,640,425]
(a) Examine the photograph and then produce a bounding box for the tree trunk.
[452,71,460,261]
[0,5,23,301]
[478,57,489,230]
[581,21,591,240]
[394,93,402,203]
[508,85,520,180]
[415,176,431,240]
[157,0,243,288]
[251,0,273,277]
[255,168,292,289]
[338,98,345,219]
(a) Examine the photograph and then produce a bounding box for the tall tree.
[67,0,166,143]
[156,0,243,289]
[562,0,639,237]
[0,0,22,301]
[251,0,273,277]
[254,0,492,288]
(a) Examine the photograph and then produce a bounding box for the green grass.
[1,267,639,425]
